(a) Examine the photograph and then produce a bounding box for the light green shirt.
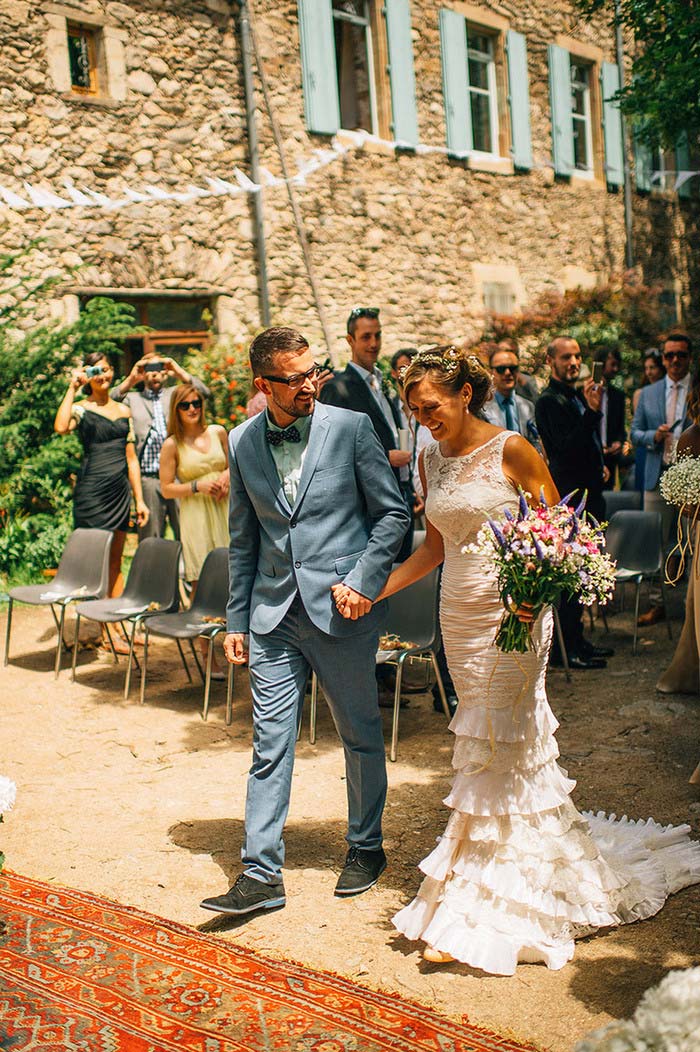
[266,411,312,505]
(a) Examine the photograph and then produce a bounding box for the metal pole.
[238,0,271,325]
[615,0,634,269]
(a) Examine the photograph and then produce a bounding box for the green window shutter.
[601,61,623,186]
[297,0,340,135]
[632,131,653,192]
[439,7,471,156]
[676,133,692,199]
[506,29,532,170]
[385,0,419,146]
[548,43,573,176]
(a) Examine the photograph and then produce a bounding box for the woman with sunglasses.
[160,385,229,620]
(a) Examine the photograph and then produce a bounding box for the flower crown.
[401,345,481,380]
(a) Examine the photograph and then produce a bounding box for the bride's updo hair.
[402,345,492,413]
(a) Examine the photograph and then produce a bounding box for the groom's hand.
[223,632,248,664]
[331,584,372,620]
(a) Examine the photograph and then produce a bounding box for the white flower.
[0,775,16,815]
[575,968,700,1051]
[660,455,700,507]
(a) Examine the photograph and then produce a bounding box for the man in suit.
[594,347,627,489]
[631,332,693,624]
[320,308,414,560]
[536,336,613,670]
[199,327,409,918]
[482,344,540,450]
[112,353,209,540]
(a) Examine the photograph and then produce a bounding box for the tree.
[576,0,700,148]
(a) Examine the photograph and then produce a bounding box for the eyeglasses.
[177,399,202,411]
[493,364,519,375]
[261,365,321,389]
[663,351,690,361]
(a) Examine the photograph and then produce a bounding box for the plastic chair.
[309,568,450,762]
[132,547,234,722]
[603,490,643,520]
[4,528,112,679]
[605,510,672,653]
[71,538,181,680]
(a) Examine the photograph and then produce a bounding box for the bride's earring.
[463,400,469,414]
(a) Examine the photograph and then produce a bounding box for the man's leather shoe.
[579,641,615,659]
[200,873,286,915]
[568,653,607,670]
[637,606,665,626]
[334,846,386,897]
[433,692,458,716]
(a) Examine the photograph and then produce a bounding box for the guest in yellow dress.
[160,384,229,674]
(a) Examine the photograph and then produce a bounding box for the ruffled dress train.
[393,432,700,975]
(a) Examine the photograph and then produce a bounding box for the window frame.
[466,31,500,158]
[66,22,99,96]
[554,34,606,187]
[570,58,594,177]
[331,0,380,136]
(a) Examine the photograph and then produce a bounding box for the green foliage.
[182,336,255,428]
[575,0,700,148]
[482,276,666,379]
[0,251,142,582]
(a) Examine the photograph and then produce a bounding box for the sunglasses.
[177,399,202,411]
[493,364,519,375]
[261,364,321,389]
[663,351,690,361]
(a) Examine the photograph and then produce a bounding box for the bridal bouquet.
[0,775,17,871]
[467,491,616,653]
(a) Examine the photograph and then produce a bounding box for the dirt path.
[1,598,699,1051]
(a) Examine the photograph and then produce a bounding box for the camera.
[591,361,604,384]
[144,360,165,373]
[85,364,104,378]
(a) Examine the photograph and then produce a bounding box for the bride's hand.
[507,599,535,624]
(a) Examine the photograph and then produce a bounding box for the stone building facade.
[0,0,693,362]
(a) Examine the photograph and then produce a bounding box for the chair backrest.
[383,567,441,651]
[411,529,426,554]
[54,528,113,598]
[605,510,663,575]
[190,547,229,619]
[123,538,182,612]
[603,490,643,520]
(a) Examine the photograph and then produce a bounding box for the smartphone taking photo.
[144,360,165,373]
[591,361,604,384]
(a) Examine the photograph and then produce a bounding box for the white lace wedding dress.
[393,431,700,974]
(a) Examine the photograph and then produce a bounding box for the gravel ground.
[1,592,699,1052]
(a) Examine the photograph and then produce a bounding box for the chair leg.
[552,608,571,682]
[226,662,234,725]
[124,618,140,700]
[390,655,407,763]
[4,597,13,666]
[202,635,214,721]
[633,582,642,654]
[121,621,140,671]
[430,650,452,720]
[176,639,192,683]
[103,624,119,664]
[54,604,67,679]
[139,626,150,705]
[71,613,81,680]
[309,671,318,745]
[189,639,204,682]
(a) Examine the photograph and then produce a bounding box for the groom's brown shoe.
[638,605,665,626]
[334,847,386,896]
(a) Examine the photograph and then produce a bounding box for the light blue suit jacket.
[226,402,410,637]
[630,378,691,491]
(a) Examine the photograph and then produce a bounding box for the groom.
[200,326,409,917]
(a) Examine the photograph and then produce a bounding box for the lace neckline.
[435,430,508,463]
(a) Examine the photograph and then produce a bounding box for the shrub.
[183,335,256,428]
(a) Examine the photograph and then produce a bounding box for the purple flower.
[503,508,515,522]
[566,515,579,542]
[488,520,507,548]
[518,492,529,521]
[539,487,548,508]
[574,491,588,518]
[557,490,576,508]
[533,537,545,560]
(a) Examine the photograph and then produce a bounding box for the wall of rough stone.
[0,0,690,360]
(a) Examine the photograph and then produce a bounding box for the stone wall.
[0,0,689,360]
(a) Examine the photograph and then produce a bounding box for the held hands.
[223,632,248,664]
[331,583,373,620]
[194,472,229,500]
[388,449,412,468]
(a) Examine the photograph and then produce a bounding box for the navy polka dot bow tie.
[266,425,301,447]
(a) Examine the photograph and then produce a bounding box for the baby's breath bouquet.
[0,775,16,871]
[659,453,700,582]
[467,491,616,653]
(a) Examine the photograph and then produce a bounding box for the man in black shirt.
[536,336,614,670]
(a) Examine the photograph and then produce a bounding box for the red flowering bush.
[183,337,254,429]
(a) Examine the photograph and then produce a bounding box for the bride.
[336,346,700,975]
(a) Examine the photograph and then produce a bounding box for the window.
[332,0,376,134]
[298,0,418,145]
[67,23,98,95]
[482,281,517,315]
[570,60,593,173]
[439,7,532,171]
[467,32,499,155]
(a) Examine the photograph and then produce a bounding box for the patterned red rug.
[0,870,538,1051]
